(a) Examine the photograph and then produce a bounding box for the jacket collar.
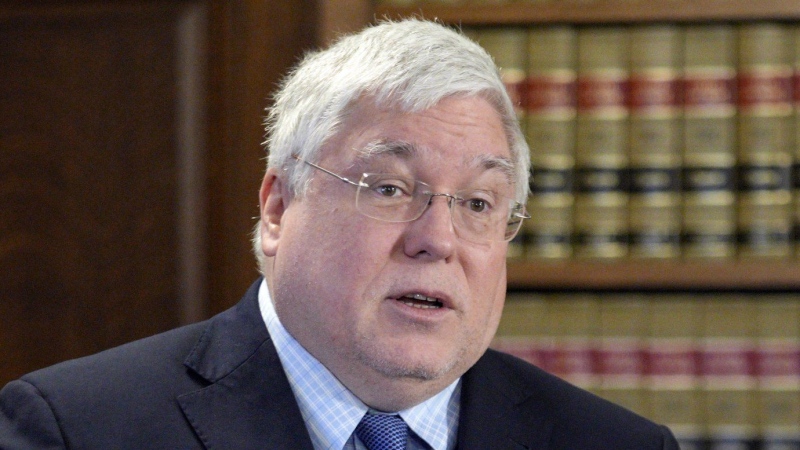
[177,279,314,449]
[458,350,553,450]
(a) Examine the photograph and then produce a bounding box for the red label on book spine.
[701,341,756,377]
[494,337,544,368]
[526,74,576,112]
[738,68,792,110]
[629,75,680,111]
[793,71,800,104]
[648,343,701,377]
[683,72,736,110]
[540,342,595,378]
[596,340,645,376]
[755,341,800,378]
[502,74,526,113]
[577,74,628,111]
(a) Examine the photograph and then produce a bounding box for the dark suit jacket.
[0,280,679,449]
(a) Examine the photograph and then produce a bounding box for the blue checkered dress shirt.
[258,281,460,450]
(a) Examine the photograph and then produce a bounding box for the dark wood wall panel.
[0,0,318,386]
[205,0,317,314]
[0,2,209,386]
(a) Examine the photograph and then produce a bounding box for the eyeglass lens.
[354,173,522,243]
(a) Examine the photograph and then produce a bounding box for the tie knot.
[355,413,408,450]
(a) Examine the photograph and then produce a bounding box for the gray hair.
[254,18,530,271]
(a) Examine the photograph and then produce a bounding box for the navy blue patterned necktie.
[355,413,409,450]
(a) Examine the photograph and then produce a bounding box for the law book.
[539,294,599,391]
[523,25,577,260]
[491,292,548,368]
[646,296,704,448]
[700,296,759,449]
[736,22,794,259]
[478,27,528,258]
[628,24,683,259]
[478,27,528,126]
[754,296,800,448]
[793,25,800,258]
[682,25,738,259]
[573,26,629,259]
[595,295,649,417]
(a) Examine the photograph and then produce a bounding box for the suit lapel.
[177,280,314,450]
[457,351,553,450]
[174,282,554,450]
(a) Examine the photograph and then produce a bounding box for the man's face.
[261,95,513,409]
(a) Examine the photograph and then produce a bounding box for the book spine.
[478,27,528,125]
[794,24,800,259]
[523,25,577,260]
[628,24,683,259]
[540,294,599,391]
[646,296,705,448]
[478,27,529,258]
[491,293,549,368]
[573,26,630,259]
[701,297,759,449]
[736,23,794,259]
[682,25,738,259]
[595,295,649,417]
[755,297,800,448]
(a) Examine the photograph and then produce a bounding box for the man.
[0,19,679,449]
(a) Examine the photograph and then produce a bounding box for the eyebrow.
[356,139,416,160]
[355,139,517,185]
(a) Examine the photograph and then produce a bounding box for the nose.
[401,194,456,260]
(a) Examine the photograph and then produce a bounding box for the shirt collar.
[258,280,459,450]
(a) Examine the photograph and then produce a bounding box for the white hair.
[254,18,530,271]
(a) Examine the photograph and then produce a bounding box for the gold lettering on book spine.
[524,26,577,259]
[574,27,629,259]
[737,23,793,259]
[682,25,738,259]
[628,25,682,259]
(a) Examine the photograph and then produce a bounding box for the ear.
[258,168,290,257]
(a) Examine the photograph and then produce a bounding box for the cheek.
[286,203,396,298]
[317,212,399,266]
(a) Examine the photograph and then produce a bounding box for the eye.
[467,198,488,213]
[376,184,402,197]
[460,192,498,215]
[364,176,413,199]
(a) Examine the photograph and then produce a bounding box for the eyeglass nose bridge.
[424,192,460,206]
[417,192,461,228]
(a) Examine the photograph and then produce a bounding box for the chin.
[356,344,473,383]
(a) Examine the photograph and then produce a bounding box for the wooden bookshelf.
[375,0,800,25]
[506,259,800,290]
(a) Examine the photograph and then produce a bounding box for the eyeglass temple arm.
[291,154,366,188]
[513,205,531,220]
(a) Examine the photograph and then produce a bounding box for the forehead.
[323,96,513,178]
[356,139,515,184]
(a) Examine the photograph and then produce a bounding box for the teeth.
[408,293,435,302]
[399,299,439,309]
[398,293,442,309]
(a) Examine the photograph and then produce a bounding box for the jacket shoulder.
[470,349,679,449]
[0,279,271,449]
[24,319,209,392]
[0,321,211,449]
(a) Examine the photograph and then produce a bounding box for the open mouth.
[396,293,444,309]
